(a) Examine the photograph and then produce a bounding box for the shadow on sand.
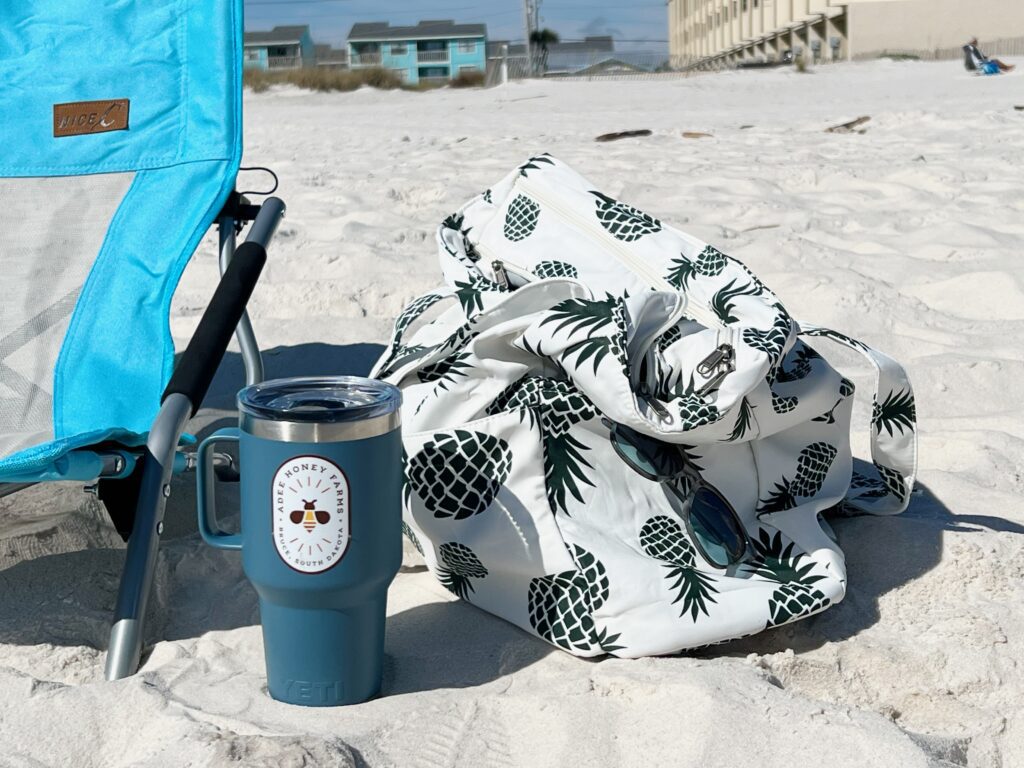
[719,475,1024,657]
[1,345,1021,684]
[0,342,553,688]
[382,600,554,695]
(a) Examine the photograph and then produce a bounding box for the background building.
[486,36,670,79]
[314,44,349,70]
[667,0,1024,67]
[347,21,487,85]
[243,25,316,70]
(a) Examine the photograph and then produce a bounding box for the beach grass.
[449,69,486,88]
[244,66,404,93]
[243,66,486,93]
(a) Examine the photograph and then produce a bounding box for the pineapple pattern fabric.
[437,542,488,600]
[374,155,918,658]
[639,515,719,621]
[487,376,598,515]
[533,260,578,280]
[666,245,728,291]
[759,442,839,514]
[504,194,541,242]
[528,545,622,653]
[591,191,662,242]
[408,430,512,520]
[747,530,831,627]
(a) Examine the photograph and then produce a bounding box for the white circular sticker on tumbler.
[273,456,351,573]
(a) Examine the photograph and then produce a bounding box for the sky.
[243,0,670,50]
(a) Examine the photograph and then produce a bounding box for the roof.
[348,20,487,42]
[572,58,648,75]
[546,51,666,75]
[244,25,310,45]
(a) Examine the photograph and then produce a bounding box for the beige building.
[667,0,1024,67]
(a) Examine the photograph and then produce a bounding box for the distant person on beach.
[963,38,1015,74]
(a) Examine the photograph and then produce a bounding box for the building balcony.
[351,52,383,66]
[267,55,302,69]
[417,50,450,63]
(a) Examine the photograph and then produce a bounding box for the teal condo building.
[348,20,488,85]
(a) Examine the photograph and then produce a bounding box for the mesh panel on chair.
[0,173,135,458]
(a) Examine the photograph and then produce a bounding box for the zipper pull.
[638,383,673,422]
[696,344,735,395]
[492,260,510,290]
[696,344,733,376]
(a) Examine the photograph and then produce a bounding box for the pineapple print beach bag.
[372,156,918,657]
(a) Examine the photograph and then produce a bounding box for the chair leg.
[105,198,283,679]
[105,394,192,680]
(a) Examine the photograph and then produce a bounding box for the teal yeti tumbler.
[196,377,402,706]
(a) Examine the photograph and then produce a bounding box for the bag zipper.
[492,259,510,289]
[515,177,739,396]
[481,181,739,397]
[695,343,736,396]
[489,258,534,290]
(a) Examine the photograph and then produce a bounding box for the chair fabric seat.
[0,0,243,482]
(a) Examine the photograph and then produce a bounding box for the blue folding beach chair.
[0,0,284,679]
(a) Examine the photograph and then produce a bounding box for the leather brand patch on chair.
[53,99,130,137]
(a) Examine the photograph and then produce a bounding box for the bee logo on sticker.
[273,456,350,573]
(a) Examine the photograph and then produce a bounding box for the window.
[244,49,261,61]
[458,40,477,54]
[389,43,407,55]
[419,66,450,79]
[458,65,478,73]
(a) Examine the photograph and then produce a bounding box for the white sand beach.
[2,59,1023,767]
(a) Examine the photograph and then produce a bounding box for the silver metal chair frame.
[105,196,285,679]
[0,194,285,680]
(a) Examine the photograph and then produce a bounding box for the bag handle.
[799,324,918,515]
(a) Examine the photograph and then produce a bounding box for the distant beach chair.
[964,39,1014,75]
[963,45,979,72]
[0,0,284,679]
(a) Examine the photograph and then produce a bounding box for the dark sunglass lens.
[689,487,746,567]
[611,426,685,479]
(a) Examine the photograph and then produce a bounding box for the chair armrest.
[163,241,266,416]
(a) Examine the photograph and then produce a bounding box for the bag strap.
[799,324,918,515]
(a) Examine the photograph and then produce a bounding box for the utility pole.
[522,0,534,75]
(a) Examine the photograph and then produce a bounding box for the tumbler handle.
[196,428,243,550]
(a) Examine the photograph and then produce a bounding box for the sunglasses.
[605,419,749,569]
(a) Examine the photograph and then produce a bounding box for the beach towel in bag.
[372,155,918,657]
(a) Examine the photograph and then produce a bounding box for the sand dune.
[2,58,1023,767]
